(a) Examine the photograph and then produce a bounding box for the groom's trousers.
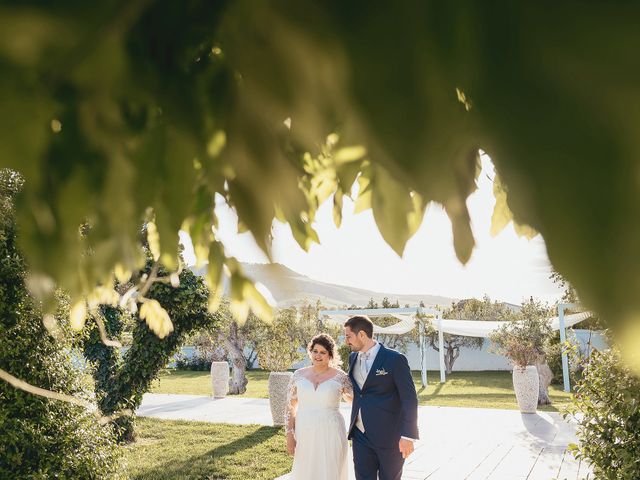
[351,427,403,480]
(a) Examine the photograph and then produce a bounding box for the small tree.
[257,308,304,372]
[490,315,552,368]
[490,299,562,404]
[214,303,266,394]
[418,297,516,374]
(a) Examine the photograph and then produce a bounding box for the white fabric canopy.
[320,306,592,390]
[323,311,593,338]
[321,313,418,334]
[433,311,592,338]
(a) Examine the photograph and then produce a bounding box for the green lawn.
[151,369,271,398]
[151,369,573,412]
[124,417,291,480]
[411,371,573,412]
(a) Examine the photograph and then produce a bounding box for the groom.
[344,315,419,480]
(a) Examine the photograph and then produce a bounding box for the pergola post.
[558,303,577,393]
[419,325,427,388]
[437,312,446,383]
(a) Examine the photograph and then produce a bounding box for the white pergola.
[320,304,591,391]
[319,307,443,388]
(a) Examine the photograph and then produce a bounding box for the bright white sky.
[180,155,563,305]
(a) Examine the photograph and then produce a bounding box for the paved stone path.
[137,393,592,479]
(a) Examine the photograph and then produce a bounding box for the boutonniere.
[375,368,389,376]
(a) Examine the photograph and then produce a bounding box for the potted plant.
[490,316,552,413]
[256,310,304,425]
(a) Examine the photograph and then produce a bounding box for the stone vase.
[268,371,293,426]
[512,365,539,413]
[210,361,230,398]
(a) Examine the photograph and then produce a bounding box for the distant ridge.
[191,262,456,308]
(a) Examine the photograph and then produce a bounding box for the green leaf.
[146,221,161,261]
[242,280,273,323]
[206,241,225,312]
[354,173,372,214]
[69,301,87,331]
[370,164,420,257]
[491,174,537,239]
[333,190,344,228]
[334,145,367,164]
[139,299,173,339]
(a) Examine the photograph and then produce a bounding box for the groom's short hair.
[344,315,374,338]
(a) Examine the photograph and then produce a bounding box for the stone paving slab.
[137,394,591,480]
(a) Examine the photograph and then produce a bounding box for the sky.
[180,155,563,305]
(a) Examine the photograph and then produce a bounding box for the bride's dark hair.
[308,333,341,367]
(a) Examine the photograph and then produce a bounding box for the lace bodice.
[284,368,353,435]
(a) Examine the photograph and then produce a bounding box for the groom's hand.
[398,438,414,459]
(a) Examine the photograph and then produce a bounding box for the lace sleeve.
[284,372,299,435]
[338,371,354,403]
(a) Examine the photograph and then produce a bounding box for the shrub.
[490,315,552,367]
[175,350,220,371]
[82,263,222,442]
[0,169,122,478]
[338,343,351,371]
[568,347,640,479]
[257,308,303,372]
[544,339,564,384]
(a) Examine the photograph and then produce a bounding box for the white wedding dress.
[285,368,353,480]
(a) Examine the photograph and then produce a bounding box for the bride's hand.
[286,433,296,456]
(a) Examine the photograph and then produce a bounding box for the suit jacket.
[348,344,419,448]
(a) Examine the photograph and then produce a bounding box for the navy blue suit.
[348,344,419,480]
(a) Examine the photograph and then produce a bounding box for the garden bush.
[175,351,215,371]
[568,347,640,479]
[0,170,122,478]
[81,262,222,442]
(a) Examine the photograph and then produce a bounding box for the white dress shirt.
[354,341,381,432]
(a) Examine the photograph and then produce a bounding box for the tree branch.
[0,367,133,424]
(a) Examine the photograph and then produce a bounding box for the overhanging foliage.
[1,2,639,369]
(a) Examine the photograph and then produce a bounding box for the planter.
[268,371,293,426]
[512,365,539,413]
[210,361,230,398]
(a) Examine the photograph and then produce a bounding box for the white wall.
[403,340,512,372]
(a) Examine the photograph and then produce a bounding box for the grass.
[411,371,573,412]
[123,417,291,480]
[151,369,271,398]
[151,369,574,412]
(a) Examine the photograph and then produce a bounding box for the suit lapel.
[349,352,361,393]
[362,344,387,390]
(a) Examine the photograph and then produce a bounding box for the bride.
[285,333,353,480]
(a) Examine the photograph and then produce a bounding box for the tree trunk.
[444,350,453,375]
[536,360,553,405]
[444,347,460,375]
[245,348,258,370]
[224,322,248,395]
